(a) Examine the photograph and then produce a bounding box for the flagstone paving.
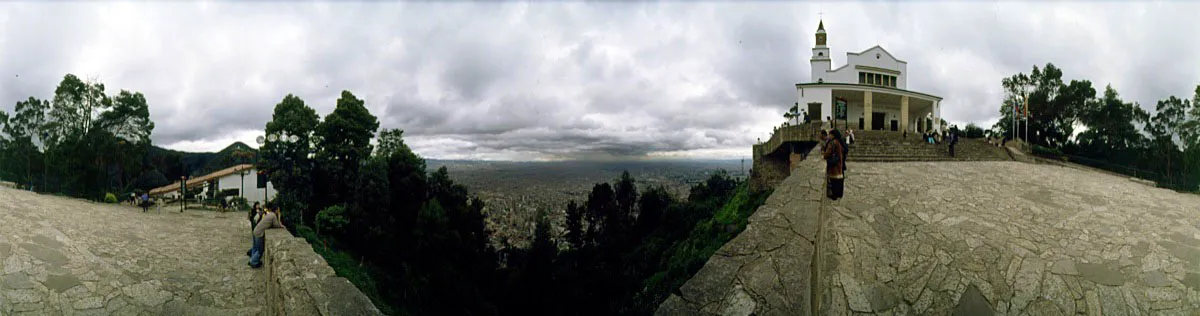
[0,187,263,316]
[659,158,1200,315]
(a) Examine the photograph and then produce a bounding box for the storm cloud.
[1,2,1197,160]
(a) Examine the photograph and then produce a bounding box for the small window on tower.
[819,52,824,56]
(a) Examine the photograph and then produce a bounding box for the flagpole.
[1024,93,1029,148]
[1011,99,1015,143]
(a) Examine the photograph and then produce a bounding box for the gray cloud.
[1,2,1197,160]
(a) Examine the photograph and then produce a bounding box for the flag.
[1024,98,1030,119]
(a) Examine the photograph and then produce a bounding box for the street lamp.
[255,131,299,205]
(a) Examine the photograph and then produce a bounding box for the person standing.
[248,202,261,231]
[139,193,150,212]
[948,129,959,157]
[248,207,285,268]
[819,130,829,155]
[823,130,846,201]
[246,202,262,257]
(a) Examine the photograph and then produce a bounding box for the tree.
[585,183,616,248]
[1146,95,1190,185]
[260,94,320,228]
[349,154,391,251]
[521,208,559,314]
[565,200,584,250]
[95,90,155,190]
[992,64,1093,148]
[635,185,672,236]
[1075,85,1148,163]
[0,110,7,181]
[963,123,986,138]
[97,90,154,144]
[316,204,350,238]
[614,171,638,230]
[48,74,109,145]
[380,128,428,259]
[4,97,48,189]
[314,90,380,211]
[376,128,408,158]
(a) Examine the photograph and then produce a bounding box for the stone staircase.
[845,130,1010,162]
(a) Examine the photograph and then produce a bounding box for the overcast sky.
[1,2,1197,160]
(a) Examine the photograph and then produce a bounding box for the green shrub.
[316,205,350,236]
[1032,144,1064,157]
[104,193,118,204]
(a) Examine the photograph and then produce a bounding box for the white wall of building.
[812,46,907,88]
[215,169,276,204]
[844,46,907,89]
[797,87,832,121]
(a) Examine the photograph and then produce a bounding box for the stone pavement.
[660,150,1200,315]
[0,187,264,315]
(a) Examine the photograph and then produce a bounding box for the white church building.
[798,20,943,133]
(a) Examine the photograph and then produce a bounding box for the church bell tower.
[810,20,831,83]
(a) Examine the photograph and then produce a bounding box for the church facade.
[797,20,943,133]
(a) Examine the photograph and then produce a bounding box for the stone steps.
[842,131,1011,162]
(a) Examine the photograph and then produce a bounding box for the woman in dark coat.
[823,129,846,200]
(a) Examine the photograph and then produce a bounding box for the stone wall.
[751,142,818,193]
[658,146,827,315]
[750,153,789,192]
[263,229,383,316]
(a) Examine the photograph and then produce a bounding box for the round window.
[876,53,881,59]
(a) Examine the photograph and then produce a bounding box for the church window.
[859,72,866,84]
[876,53,881,59]
[819,52,824,56]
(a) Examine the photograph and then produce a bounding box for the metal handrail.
[1032,148,1193,189]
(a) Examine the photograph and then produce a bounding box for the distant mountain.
[146,142,258,181]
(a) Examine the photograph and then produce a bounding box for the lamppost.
[180,175,188,212]
[255,131,299,205]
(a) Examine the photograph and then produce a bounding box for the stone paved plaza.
[661,155,1200,315]
[0,187,263,315]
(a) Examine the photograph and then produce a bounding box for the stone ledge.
[264,229,383,316]
[658,146,825,315]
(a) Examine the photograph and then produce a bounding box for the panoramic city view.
[1,1,1199,315]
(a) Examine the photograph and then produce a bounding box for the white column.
[932,100,942,132]
[864,91,873,130]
